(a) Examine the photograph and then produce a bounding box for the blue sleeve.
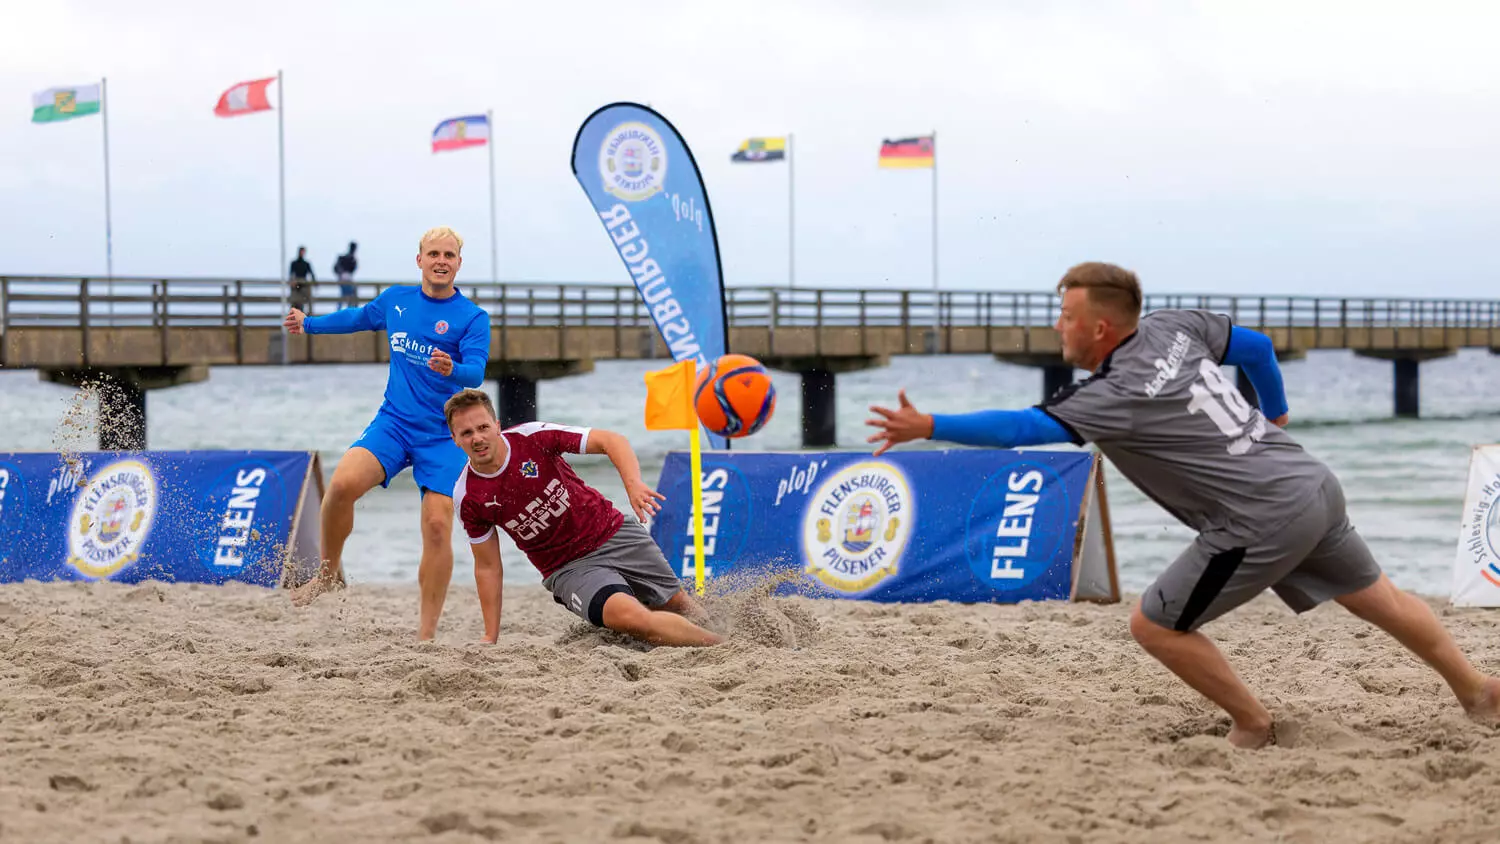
[446,310,490,388]
[1221,325,1289,420]
[303,293,385,335]
[928,407,1074,449]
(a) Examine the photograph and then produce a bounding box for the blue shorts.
[351,417,467,497]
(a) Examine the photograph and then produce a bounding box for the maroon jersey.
[453,422,625,577]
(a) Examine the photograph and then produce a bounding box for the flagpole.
[690,423,706,595]
[101,76,115,322]
[487,108,498,283]
[931,129,939,337]
[277,69,288,364]
[787,132,795,290]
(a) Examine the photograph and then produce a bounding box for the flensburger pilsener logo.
[599,121,667,202]
[67,460,157,578]
[801,462,913,593]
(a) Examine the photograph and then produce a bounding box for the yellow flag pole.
[689,422,706,595]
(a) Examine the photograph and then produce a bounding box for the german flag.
[878,136,934,169]
[731,137,787,163]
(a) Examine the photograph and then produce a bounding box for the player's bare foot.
[1463,676,1500,724]
[1227,718,1275,750]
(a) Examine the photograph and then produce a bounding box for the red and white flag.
[214,77,276,117]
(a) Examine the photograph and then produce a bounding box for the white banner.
[1451,444,1500,607]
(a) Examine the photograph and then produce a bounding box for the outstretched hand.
[284,309,306,335]
[865,389,934,457]
[625,479,666,523]
[428,349,454,377]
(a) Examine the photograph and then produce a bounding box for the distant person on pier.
[334,241,358,309]
[289,246,316,315]
[865,260,1500,749]
[283,227,491,642]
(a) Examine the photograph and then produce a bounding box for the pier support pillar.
[1042,364,1075,403]
[1353,349,1455,421]
[484,360,594,430]
[800,369,836,448]
[993,355,1079,404]
[497,376,537,430]
[1392,358,1420,419]
[38,366,209,451]
[759,356,889,449]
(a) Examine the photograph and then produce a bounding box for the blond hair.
[418,226,464,253]
[1055,262,1142,325]
[444,388,495,430]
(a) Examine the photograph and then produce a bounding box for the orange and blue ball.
[694,354,776,439]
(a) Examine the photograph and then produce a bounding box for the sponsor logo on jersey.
[505,478,570,542]
[801,462,913,593]
[388,331,437,365]
[1144,330,1192,397]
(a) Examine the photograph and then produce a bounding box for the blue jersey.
[303,286,490,437]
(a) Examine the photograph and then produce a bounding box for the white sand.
[1,578,1498,843]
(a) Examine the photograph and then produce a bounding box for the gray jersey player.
[865,261,1500,749]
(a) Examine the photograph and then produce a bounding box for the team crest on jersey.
[801,462,913,594]
[67,459,157,578]
[520,460,539,478]
[599,122,667,202]
[434,320,449,335]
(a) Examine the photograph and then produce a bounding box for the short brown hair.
[1056,262,1143,323]
[444,388,495,430]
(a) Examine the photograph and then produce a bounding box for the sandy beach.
[1,578,1498,844]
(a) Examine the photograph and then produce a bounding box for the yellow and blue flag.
[731,137,787,163]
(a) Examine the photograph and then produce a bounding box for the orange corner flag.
[643,358,708,595]
[644,359,697,431]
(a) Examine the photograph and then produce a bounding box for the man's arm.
[471,533,503,643]
[1222,325,1290,424]
[586,429,664,522]
[441,312,491,387]
[302,294,384,335]
[866,390,1074,455]
[930,407,1075,449]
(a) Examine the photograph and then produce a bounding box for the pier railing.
[2,276,1499,333]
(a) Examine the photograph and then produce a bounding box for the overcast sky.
[2,0,1497,297]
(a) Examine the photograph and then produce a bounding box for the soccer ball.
[694,354,776,439]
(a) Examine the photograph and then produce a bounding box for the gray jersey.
[1040,309,1330,546]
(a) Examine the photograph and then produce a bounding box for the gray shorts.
[1141,472,1383,632]
[541,520,684,627]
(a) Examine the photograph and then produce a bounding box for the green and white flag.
[32,84,102,123]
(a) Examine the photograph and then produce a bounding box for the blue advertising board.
[648,449,1118,604]
[0,450,323,587]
